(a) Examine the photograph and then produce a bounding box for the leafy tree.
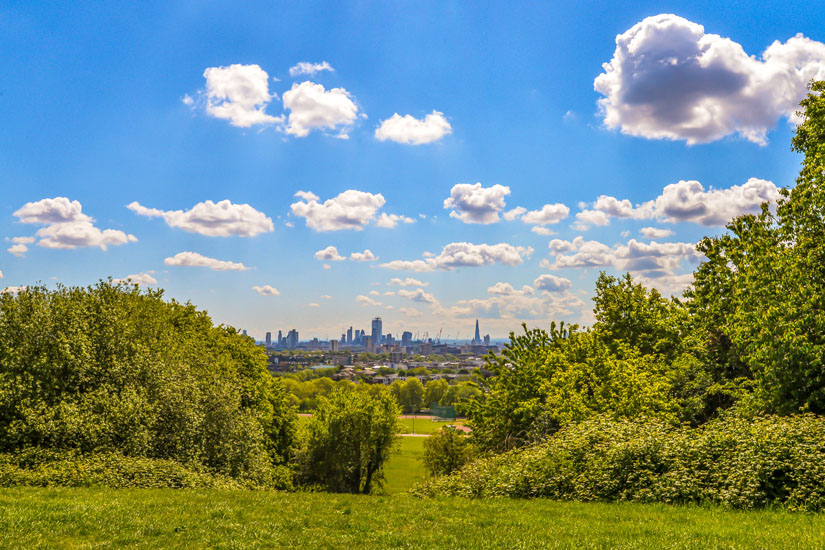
[398,377,425,413]
[423,426,473,476]
[424,379,449,407]
[297,388,400,493]
[0,282,296,485]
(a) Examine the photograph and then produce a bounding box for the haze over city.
[3,2,824,339]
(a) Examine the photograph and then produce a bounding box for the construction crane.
[437,328,443,344]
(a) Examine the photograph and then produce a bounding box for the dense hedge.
[0,448,293,489]
[411,415,825,511]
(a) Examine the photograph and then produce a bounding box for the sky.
[2,1,825,340]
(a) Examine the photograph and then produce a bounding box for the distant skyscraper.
[265,331,272,346]
[330,340,339,351]
[371,317,383,346]
[286,329,299,348]
[347,326,353,344]
[401,331,412,347]
[473,319,481,344]
[277,330,282,344]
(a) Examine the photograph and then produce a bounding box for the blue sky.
[2,1,824,339]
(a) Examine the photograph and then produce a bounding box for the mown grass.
[2,487,825,549]
[397,417,464,435]
[382,436,427,494]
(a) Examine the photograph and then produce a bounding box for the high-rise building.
[346,326,353,344]
[401,331,413,347]
[371,317,383,346]
[286,329,299,348]
[484,334,490,346]
[277,330,283,345]
[265,331,272,346]
[330,340,339,351]
[473,319,481,345]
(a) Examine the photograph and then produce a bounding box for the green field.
[397,417,464,435]
[382,436,427,494]
[2,487,824,549]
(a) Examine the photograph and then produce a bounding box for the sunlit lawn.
[2,487,825,549]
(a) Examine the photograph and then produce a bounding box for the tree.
[298,388,400,493]
[423,426,473,476]
[398,377,425,413]
[424,379,449,407]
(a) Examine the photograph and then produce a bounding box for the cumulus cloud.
[314,245,346,262]
[380,242,533,272]
[584,178,781,227]
[521,203,570,226]
[127,200,273,237]
[290,190,386,231]
[113,272,158,286]
[487,282,535,296]
[595,14,825,144]
[164,251,250,271]
[289,61,334,77]
[450,283,584,320]
[202,64,279,127]
[389,277,428,287]
[444,183,511,224]
[547,236,700,279]
[640,227,674,239]
[531,227,555,236]
[503,206,527,221]
[375,110,452,144]
[375,213,416,228]
[7,244,28,257]
[350,249,377,262]
[282,81,360,138]
[356,295,382,307]
[399,306,422,317]
[294,190,320,202]
[252,284,280,296]
[397,287,439,304]
[533,274,573,292]
[572,209,611,230]
[14,197,137,251]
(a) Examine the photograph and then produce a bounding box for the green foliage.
[297,387,400,493]
[414,414,825,511]
[424,379,449,407]
[423,427,473,476]
[0,282,296,487]
[397,377,425,413]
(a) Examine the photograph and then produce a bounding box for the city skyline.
[2,2,825,338]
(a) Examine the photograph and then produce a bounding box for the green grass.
[2,488,825,549]
[397,417,464,435]
[382,437,427,494]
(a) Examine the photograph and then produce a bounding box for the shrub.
[423,426,473,476]
[411,414,825,511]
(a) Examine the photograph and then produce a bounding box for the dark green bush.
[411,415,825,511]
[423,427,474,476]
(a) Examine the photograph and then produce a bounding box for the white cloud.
[369,290,380,296]
[388,277,428,287]
[640,227,674,239]
[586,178,781,227]
[350,249,377,262]
[397,287,439,304]
[320,294,332,299]
[572,209,611,230]
[294,190,320,201]
[252,284,280,296]
[450,283,584,321]
[14,198,137,251]
[322,264,332,270]
[383,291,395,296]
[398,306,422,317]
[595,14,825,144]
[375,213,416,228]
[164,251,250,271]
[113,272,158,286]
[290,190,386,231]
[282,81,360,138]
[487,282,535,296]
[444,182,511,224]
[534,274,573,292]
[530,226,555,236]
[203,64,279,127]
[314,246,346,262]
[127,200,273,237]
[356,295,382,307]
[380,242,533,272]
[521,203,570,226]
[548,237,700,279]
[308,302,320,308]
[375,110,452,144]
[8,244,27,257]
[289,61,334,77]
[503,206,527,221]
[9,236,35,244]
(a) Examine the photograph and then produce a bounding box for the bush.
[411,414,825,511]
[0,282,297,487]
[423,426,473,476]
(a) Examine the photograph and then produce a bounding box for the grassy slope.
[383,436,427,494]
[2,488,825,549]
